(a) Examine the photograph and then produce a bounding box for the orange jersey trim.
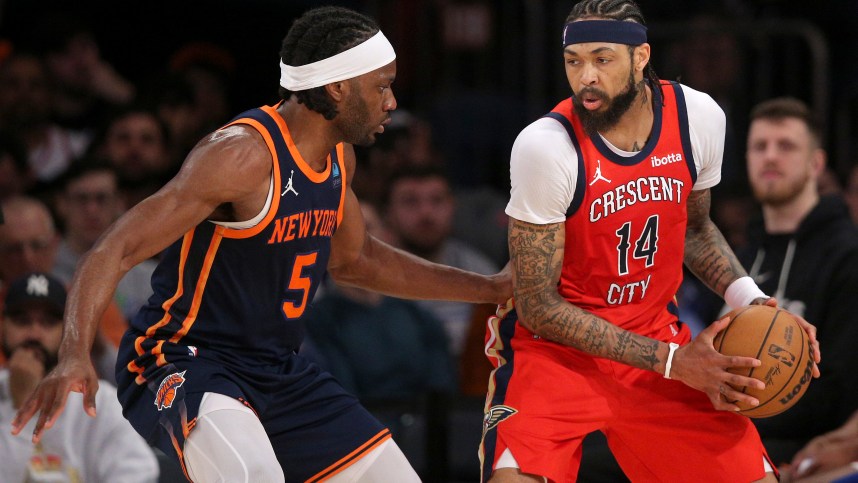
[144,229,196,341]
[169,225,224,343]
[128,229,196,384]
[220,116,283,239]
[262,105,332,183]
[306,429,392,482]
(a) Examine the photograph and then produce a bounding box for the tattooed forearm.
[509,218,667,372]
[684,189,747,295]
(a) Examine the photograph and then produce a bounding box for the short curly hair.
[278,6,379,120]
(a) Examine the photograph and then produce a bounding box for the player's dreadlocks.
[566,0,663,102]
[279,7,379,120]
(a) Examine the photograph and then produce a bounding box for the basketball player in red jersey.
[11,6,510,482]
[481,1,821,482]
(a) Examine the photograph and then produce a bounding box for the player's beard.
[339,84,377,147]
[573,69,641,136]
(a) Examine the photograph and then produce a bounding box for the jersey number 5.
[281,252,318,319]
[615,215,659,275]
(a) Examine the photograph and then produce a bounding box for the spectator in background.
[303,201,456,400]
[781,409,858,483]
[32,14,135,133]
[168,41,236,138]
[670,14,747,191]
[90,105,174,209]
[52,160,156,324]
[0,196,122,380]
[351,109,441,207]
[0,197,59,288]
[383,165,498,364]
[0,272,158,482]
[138,72,206,163]
[0,52,89,184]
[740,98,858,465]
[0,129,33,202]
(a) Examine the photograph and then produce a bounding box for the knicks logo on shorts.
[483,405,518,434]
[154,371,186,411]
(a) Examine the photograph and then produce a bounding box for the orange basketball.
[712,305,813,418]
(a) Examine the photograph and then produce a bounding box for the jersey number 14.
[615,215,659,275]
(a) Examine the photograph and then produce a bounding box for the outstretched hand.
[11,356,99,443]
[668,316,766,411]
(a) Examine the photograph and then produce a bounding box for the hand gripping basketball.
[713,304,817,418]
[668,316,768,412]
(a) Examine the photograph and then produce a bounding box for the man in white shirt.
[1,272,158,483]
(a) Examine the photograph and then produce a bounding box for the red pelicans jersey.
[547,81,696,333]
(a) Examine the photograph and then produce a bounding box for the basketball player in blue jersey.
[12,6,511,482]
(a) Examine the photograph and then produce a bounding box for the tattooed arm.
[509,216,766,410]
[683,188,749,296]
[510,217,668,373]
[683,188,821,374]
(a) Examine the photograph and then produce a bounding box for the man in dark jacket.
[741,97,858,472]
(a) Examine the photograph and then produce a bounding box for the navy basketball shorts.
[115,330,389,482]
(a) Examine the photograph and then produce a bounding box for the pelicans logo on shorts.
[483,404,518,434]
[154,371,186,411]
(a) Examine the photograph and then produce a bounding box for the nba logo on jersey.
[154,371,186,411]
[332,163,341,189]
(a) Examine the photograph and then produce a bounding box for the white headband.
[279,31,396,91]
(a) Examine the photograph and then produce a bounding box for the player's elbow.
[513,290,551,335]
[327,254,365,287]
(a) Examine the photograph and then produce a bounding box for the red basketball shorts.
[481,311,773,482]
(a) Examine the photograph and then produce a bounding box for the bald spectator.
[0,196,59,287]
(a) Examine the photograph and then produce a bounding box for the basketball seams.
[746,309,780,379]
[746,310,809,417]
[715,306,752,353]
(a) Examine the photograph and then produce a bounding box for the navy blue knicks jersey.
[125,105,347,386]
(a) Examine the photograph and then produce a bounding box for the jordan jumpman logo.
[589,160,611,185]
[282,170,299,196]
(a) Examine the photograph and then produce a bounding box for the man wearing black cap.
[0,272,158,482]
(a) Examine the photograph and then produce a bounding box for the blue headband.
[562,20,647,47]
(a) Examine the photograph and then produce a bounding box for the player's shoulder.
[513,116,574,158]
[673,83,725,122]
[186,122,270,172]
